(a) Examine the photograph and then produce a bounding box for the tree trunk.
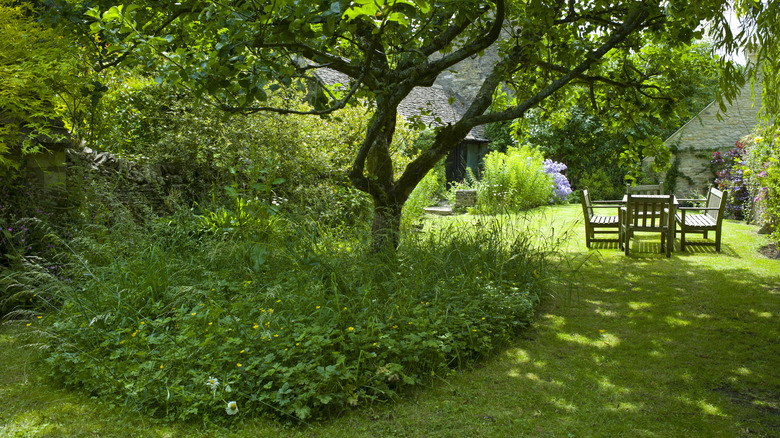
[371,197,403,252]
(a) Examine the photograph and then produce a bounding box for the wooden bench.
[580,188,621,247]
[675,187,728,252]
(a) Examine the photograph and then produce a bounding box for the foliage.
[711,141,750,219]
[741,126,780,242]
[402,163,445,229]
[474,146,554,214]
[67,79,377,226]
[50,0,773,249]
[19,209,552,423]
[578,168,625,201]
[483,119,515,154]
[517,40,719,189]
[0,0,76,172]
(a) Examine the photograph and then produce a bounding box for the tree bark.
[370,197,403,252]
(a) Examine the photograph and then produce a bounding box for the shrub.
[475,145,554,213]
[742,126,780,242]
[577,168,624,201]
[711,141,750,219]
[20,211,554,423]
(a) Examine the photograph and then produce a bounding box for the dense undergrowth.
[5,198,560,422]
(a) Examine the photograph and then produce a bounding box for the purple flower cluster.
[711,141,750,219]
[543,159,573,203]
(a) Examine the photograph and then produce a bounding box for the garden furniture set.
[580,184,728,257]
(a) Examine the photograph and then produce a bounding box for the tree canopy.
[50,0,779,249]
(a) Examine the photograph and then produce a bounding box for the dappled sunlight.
[627,301,653,310]
[541,313,567,328]
[506,348,531,363]
[593,308,618,317]
[556,332,620,348]
[595,376,631,396]
[605,401,643,413]
[494,211,780,435]
[549,396,578,412]
[749,309,773,318]
[697,400,728,417]
[664,315,691,327]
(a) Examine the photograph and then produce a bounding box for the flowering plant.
[543,159,573,204]
[711,141,750,219]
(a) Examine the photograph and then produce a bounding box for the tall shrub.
[742,126,780,241]
[476,145,554,213]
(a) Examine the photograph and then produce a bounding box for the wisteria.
[543,159,573,204]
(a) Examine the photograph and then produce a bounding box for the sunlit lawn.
[2,204,778,437]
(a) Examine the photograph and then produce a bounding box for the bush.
[475,145,554,213]
[742,126,780,242]
[18,211,553,423]
[711,141,750,219]
[578,168,625,201]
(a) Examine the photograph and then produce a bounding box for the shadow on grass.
[589,235,740,258]
[498,253,780,436]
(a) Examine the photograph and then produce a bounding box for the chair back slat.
[627,182,665,195]
[625,194,673,231]
[706,187,726,222]
[581,188,594,218]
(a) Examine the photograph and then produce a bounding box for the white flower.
[226,400,239,415]
[206,376,219,390]
[224,384,232,393]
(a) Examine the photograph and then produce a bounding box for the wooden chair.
[620,194,674,257]
[624,182,666,238]
[580,188,621,247]
[675,187,728,252]
[626,182,665,195]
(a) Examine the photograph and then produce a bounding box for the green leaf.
[102,6,123,22]
[85,8,101,19]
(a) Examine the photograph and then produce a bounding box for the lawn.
[2,204,778,437]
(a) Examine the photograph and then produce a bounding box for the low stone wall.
[454,189,477,212]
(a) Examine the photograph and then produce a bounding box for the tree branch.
[468,4,656,127]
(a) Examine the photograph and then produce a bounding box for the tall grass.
[9,206,561,423]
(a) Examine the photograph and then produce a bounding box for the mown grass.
[2,204,778,437]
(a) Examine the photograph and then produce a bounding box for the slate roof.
[311,67,487,142]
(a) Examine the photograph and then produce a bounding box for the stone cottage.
[650,62,764,196]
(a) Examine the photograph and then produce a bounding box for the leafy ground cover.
[2,204,778,437]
